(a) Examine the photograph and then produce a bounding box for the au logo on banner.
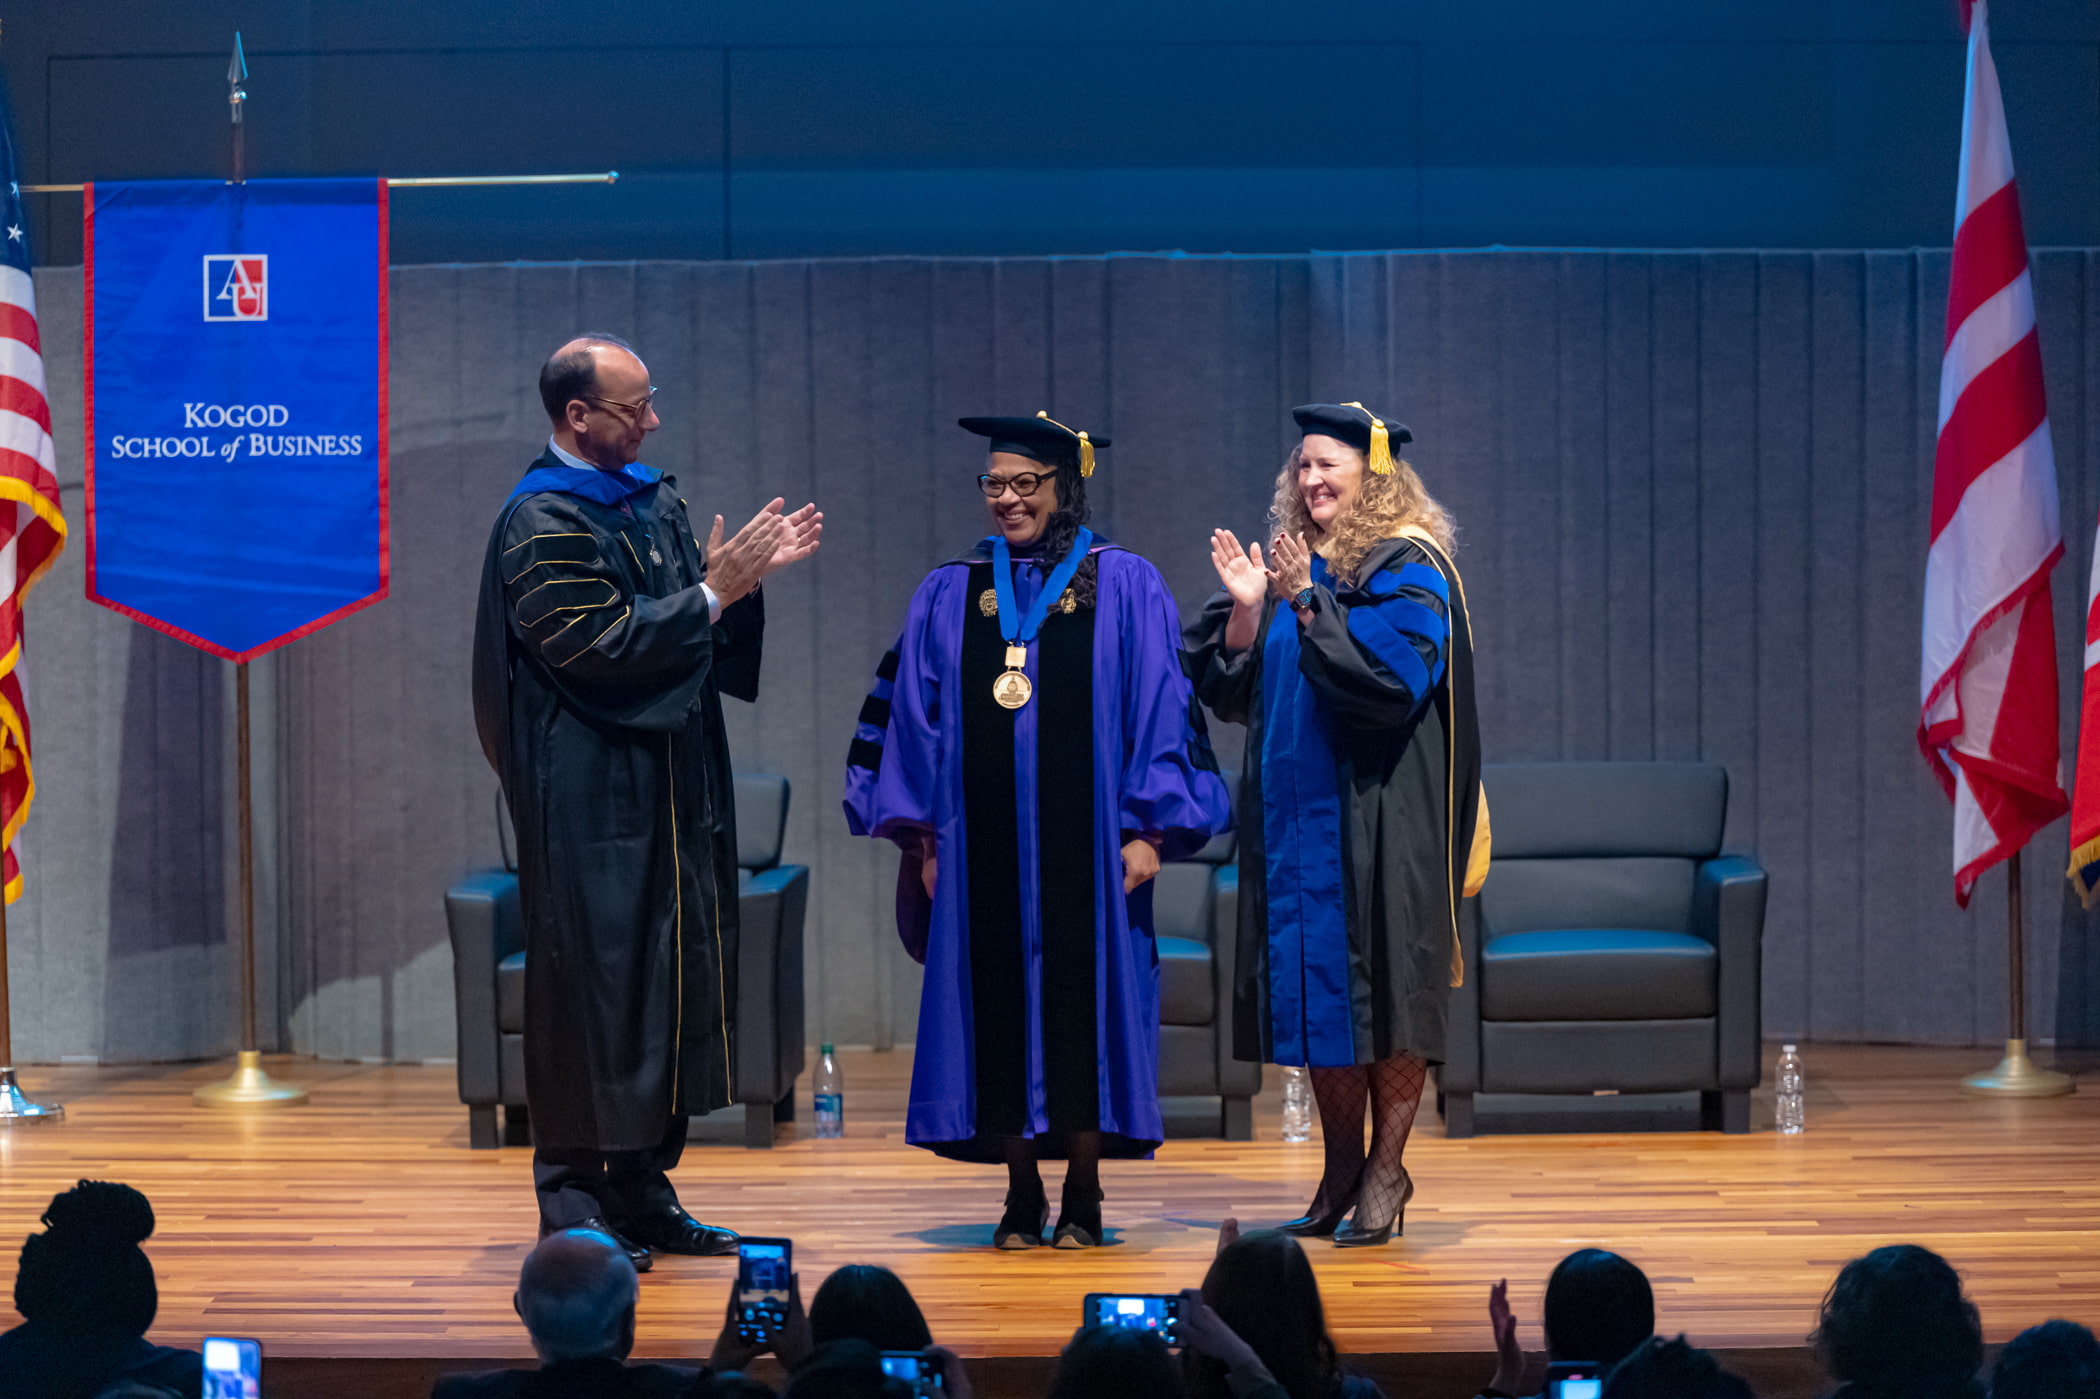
[202,253,268,321]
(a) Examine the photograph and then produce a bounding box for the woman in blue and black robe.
[845,413,1231,1250]
[1185,402,1485,1249]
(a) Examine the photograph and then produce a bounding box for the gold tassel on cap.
[1343,401,1396,475]
[1035,410,1096,478]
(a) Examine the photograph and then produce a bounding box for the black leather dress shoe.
[547,1216,653,1272]
[621,1205,741,1256]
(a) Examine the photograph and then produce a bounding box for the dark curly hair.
[1033,458,1098,609]
[1604,1336,1752,1399]
[1811,1245,1983,1396]
[1992,1320,2100,1399]
[14,1180,160,1337]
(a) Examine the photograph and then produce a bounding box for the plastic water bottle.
[1776,1043,1805,1135]
[813,1043,843,1139]
[1280,1066,1312,1142]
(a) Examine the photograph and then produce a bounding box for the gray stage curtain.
[11,250,2100,1064]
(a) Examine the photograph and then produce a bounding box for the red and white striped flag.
[1919,0,2066,909]
[0,119,67,903]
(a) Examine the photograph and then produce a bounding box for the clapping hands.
[1264,530,1314,604]
[1210,530,1268,609]
[766,501,824,575]
[1486,1278,1526,1397]
[705,498,823,609]
[1209,528,1315,609]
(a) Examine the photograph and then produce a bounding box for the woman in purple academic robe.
[844,413,1232,1250]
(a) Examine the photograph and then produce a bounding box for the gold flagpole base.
[0,1066,63,1125]
[1960,1038,2075,1098]
[193,1049,307,1109]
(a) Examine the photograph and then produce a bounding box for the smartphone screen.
[880,1350,943,1395]
[1084,1292,1181,1346]
[202,1336,262,1399]
[736,1237,793,1343]
[1545,1362,1602,1399]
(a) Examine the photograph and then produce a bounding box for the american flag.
[1918,0,2066,908]
[0,96,67,903]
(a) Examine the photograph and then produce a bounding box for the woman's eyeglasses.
[977,471,1056,498]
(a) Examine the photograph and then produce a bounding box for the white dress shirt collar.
[546,436,600,472]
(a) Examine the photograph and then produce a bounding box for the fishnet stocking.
[1357,1053,1428,1230]
[1305,1065,1368,1217]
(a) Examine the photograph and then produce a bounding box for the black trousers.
[532,1115,688,1232]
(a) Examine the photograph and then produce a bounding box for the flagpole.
[192,32,304,1112]
[1962,850,2074,1096]
[0,877,65,1125]
[0,14,61,1128]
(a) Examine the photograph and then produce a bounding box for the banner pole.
[195,663,301,1107]
[24,173,621,196]
[226,32,246,187]
[1962,848,2074,1096]
[193,34,304,1111]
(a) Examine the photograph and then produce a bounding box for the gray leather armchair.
[445,773,809,1150]
[1439,762,1765,1137]
[1151,796,1263,1140]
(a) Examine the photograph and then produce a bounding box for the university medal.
[993,658,1033,709]
[988,526,1093,714]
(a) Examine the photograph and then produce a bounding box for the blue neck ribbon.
[991,528,1093,647]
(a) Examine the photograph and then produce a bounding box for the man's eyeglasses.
[586,387,659,419]
[977,471,1057,499]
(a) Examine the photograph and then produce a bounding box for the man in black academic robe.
[472,333,820,1265]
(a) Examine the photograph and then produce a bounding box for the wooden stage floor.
[2,1044,2096,1376]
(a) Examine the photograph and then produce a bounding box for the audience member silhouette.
[1812,1244,1984,1399]
[1601,1336,1752,1399]
[1049,1325,1184,1399]
[1476,1248,1656,1398]
[1184,1228,1383,1399]
[803,1265,978,1397]
[1990,1320,2100,1399]
[0,1180,201,1399]
[1543,1251,1655,1373]
[432,1228,698,1397]
[780,1340,911,1399]
[809,1266,934,1352]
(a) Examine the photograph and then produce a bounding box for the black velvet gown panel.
[958,558,1101,1150]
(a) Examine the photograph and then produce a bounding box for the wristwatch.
[1292,586,1317,615]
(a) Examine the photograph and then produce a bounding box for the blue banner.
[85,178,387,660]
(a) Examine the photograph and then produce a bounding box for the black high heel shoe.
[993,1183,1049,1250]
[1277,1185,1361,1238]
[1333,1166,1413,1248]
[1052,1183,1104,1249]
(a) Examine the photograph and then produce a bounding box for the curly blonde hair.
[1268,441,1456,584]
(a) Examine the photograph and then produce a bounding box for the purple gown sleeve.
[1111,556,1235,862]
[843,570,954,963]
